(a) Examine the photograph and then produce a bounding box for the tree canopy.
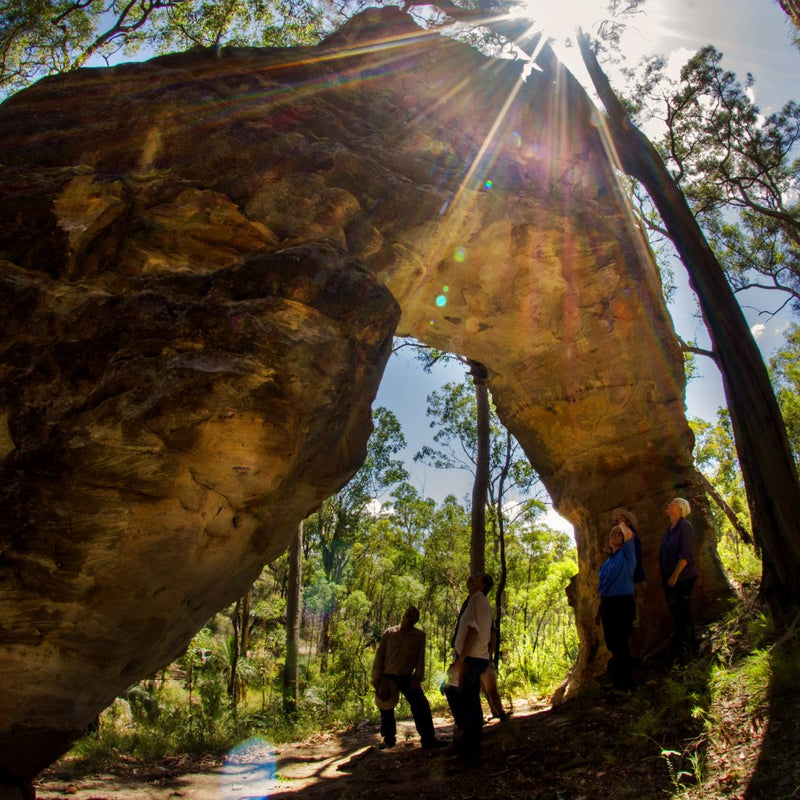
[630,46,800,312]
[0,0,329,99]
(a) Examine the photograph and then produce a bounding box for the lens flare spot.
[220,737,277,800]
[484,179,493,189]
[435,295,447,307]
[442,285,450,293]
[454,247,466,262]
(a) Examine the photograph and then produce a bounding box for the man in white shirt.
[446,572,494,762]
[372,606,443,749]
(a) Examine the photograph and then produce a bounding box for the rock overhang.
[0,6,730,789]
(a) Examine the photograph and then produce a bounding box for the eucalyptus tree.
[305,406,407,585]
[576,32,800,612]
[627,46,800,311]
[282,521,303,715]
[420,494,472,659]
[691,413,751,543]
[407,0,800,611]
[415,379,539,523]
[0,0,329,99]
[770,323,800,466]
[302,406,408,664]
[416,377,540,658]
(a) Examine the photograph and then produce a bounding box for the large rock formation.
[0,7,730,793]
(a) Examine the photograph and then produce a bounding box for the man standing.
[372,606,442,749]
[446,572,494,763]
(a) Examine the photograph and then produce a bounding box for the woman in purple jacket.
[659,498,700,661]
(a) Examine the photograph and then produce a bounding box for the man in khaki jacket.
[372,606,443,749]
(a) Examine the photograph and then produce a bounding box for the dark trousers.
[665,576,697,659]
[379,674,436,745]
[600,594,636,690]
[444,657,489,758]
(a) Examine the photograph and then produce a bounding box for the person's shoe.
[378,738,396,749]
[421,738,447,750]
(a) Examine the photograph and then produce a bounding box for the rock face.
[0,7,730,790]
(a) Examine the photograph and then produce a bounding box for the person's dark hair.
[480,573,494,594]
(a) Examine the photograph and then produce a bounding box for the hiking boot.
[421,738,447,750]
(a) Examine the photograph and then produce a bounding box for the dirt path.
[35,711,466,800]
[35,679,792,800]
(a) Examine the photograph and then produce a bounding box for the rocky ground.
[34,659,800,800]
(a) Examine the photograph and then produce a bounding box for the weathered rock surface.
[0,7,730,792]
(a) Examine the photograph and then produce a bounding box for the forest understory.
[36,604,800,800]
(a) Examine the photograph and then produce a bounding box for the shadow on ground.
[37,673,704,800]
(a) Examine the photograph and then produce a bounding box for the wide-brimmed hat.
[612,507,638,529]
[374,677,399,711]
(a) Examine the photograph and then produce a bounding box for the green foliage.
[64,378,580,767]
[717,533,762,587]
[770,323,800,469]
[630,46,800,310]
[690,411,763,586]
[1,0,330,100]
[415,378,537,500]
[304,406,408,584]
[494,520,578,694]
[626,654,712,749]
[691,412,744,511]
[709,648,771,715]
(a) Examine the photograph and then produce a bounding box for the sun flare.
[521,0,611,43]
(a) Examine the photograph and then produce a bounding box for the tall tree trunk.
[577,33,800,610]
[229,598,241,704]
[493,429,513,664]
[283,521,303,715]
[240,588,251,657]
[469,359,490,574]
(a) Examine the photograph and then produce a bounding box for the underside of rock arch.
[0,6,731,791]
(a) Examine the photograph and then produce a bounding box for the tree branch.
[696,470,754,546]
[678,337,717,363]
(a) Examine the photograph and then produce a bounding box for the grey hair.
[672,497,691,517]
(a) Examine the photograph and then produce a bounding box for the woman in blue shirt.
[596,520,637,690]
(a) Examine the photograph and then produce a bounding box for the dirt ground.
[34,671,800,800]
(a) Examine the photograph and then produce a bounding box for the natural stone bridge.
[0,7,729,794]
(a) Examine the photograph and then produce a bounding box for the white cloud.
[544,506,574,537]
[365,498,388,517]
[663,47,695,82]
[751,322,766,339]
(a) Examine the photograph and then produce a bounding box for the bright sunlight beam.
[522,0,610,44]
[514,0,667,91]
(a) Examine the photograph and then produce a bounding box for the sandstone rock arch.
[0,7,731,792]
